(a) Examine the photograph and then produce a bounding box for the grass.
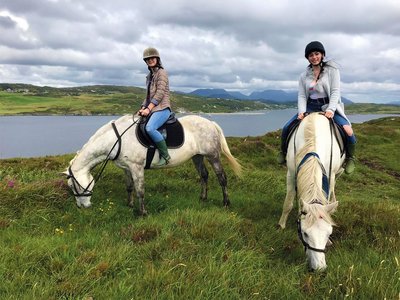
[0,117,399,299]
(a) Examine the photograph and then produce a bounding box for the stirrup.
[152,156,170,167]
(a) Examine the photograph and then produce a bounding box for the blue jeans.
[145,109,171,143]
[281,105,356,153]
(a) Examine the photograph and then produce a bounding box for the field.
[0,117,399,299]
[0,86,270,115]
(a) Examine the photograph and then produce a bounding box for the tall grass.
[0,117,399,299]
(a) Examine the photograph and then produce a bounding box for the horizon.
[1,82,399,104]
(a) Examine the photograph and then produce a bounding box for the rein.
[67,116,143,197]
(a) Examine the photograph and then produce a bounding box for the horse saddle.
[136,112,185,149]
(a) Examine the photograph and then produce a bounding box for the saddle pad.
[136,119,185,149]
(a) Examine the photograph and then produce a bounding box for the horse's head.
[62,168,95,208]
[299,201,338,271]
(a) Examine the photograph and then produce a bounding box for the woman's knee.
[343,125,353,136]
[145,123,156,134]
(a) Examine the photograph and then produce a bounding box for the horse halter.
[66,166,94,197]
[297,210,328,254]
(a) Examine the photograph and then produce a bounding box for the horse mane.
[296,113,335,226]
[68,119,117,167]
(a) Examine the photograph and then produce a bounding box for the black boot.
[277,139,286,164]
[152,140,171,167]
[344,143,356,174]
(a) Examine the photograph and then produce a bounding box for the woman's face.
[145,57,158,67]
[307,51,323,65]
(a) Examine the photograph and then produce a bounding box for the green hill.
[0,83,273,115]
[0,117,399,299]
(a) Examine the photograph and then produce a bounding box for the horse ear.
[60,170,70,178]
[325,201,338,214]
[302,201,310,212]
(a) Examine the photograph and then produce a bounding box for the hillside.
[188,88,354,104]
[0,117,399,299]
[1,83,399,115]
[0,84,270,115]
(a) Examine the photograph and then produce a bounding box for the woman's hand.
[139,107,151,116]
[297,112,305,120]
[324,110,334,119]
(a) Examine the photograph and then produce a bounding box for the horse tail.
[213,121,243,177]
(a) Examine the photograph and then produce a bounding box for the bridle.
[66,116,143,198]
[297,210,328,254]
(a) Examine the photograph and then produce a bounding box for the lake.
[0,110,398,159]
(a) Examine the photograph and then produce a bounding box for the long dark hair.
[308,60,326,82]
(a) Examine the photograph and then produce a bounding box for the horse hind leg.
[206,155,230,207]
[192,154,209,201]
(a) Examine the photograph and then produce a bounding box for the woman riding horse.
[138,47,171,167]
[277,41,356,174]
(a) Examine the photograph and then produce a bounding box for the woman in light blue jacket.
[277,41,356,174]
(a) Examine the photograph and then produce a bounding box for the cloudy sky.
[0,0,399,103]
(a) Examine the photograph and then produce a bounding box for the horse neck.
[70,130,114,174]
[296,114,328,205]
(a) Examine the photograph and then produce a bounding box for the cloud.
[0,0,399,103]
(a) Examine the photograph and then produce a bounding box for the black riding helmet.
[305,41,325,58]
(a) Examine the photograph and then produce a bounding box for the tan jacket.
[142,67,171,112]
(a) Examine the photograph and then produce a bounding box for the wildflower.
[55,228,64,235]
[7,180,15,188]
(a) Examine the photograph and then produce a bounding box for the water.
[0,110,398,159]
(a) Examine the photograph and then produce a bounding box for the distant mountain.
[249,90,297,103]
[188,88,249,100]
[188,88,357,104]
[387,101,400,106]
[341,97,353,104]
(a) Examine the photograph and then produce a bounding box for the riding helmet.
[305,41,325,58]
[143,47,160,61]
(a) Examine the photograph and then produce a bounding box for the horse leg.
[278,172,296,229]
[192,154,209,201]
[206,155,230,207]
[129,164,147,216]
[123,169,135,207]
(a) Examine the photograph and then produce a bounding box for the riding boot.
[277,151,286,164]
[276,140,286,164]
[152,140,171,167]
[344,143,356,174]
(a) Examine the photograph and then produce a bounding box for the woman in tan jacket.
[139,47,171,166]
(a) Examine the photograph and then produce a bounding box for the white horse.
[278,113,345,271]
[63,114,242,215]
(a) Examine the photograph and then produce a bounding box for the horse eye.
[303,232,309,238]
